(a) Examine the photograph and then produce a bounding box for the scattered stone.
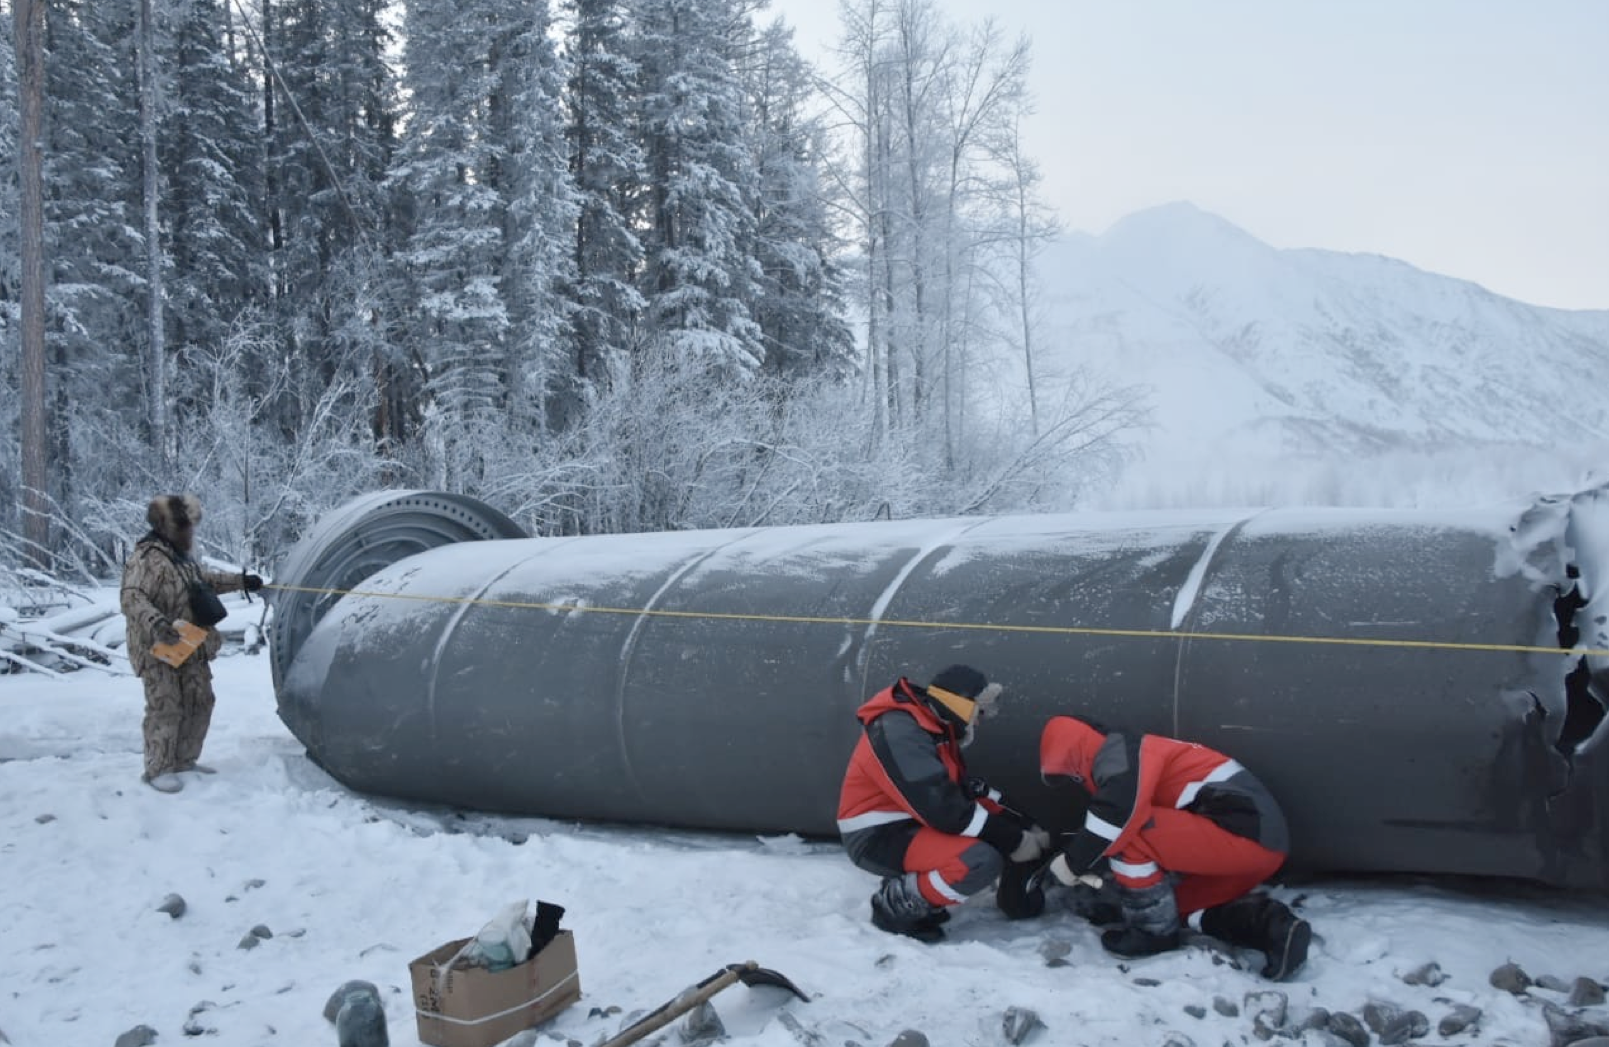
[1325,1011,1369,1047]
[1304,1033,1353,1047]
[237,934,260,950]
[1212,996,1239,1018]
[157,894,187,919]
[244,879,266,890]
[1401,961,1448,987]
[324,981,382,1023]
[249,924,273,940]
[1538,975,1573,993]
[1362,1002,1401,1036]
[1243,990,1288,1031]
[0,1026,8,1044]
[1572,978,1608,1007]
[187,960,202,975]
[1290,1006,1331,1034]
[1133,977,1161,988]
[336,989,389,1047]
[1001,1006,1043,1045]
[1438,1003,1482,1037]
[1542,1001,1609,1047]
[886,1032,928,1047]
[284,928,307,939]
[1378,1010,1429,1046]
[1491,962,1533,994]
[682,1001,725,1043]
[1037,939,1073,965]
[35,813,55,824]
[1183,1005,1207,1020]
[114,1027,158,1047]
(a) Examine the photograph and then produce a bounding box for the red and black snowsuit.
[1040,715,1290,916]
[836,678,1021,907]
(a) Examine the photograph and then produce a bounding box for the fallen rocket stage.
[270,487,1609,889]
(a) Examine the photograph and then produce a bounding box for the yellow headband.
[926,685,978,725]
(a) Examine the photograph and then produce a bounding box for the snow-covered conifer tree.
[630,0,764,376]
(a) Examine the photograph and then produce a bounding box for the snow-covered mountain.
[1039,203,1609,507]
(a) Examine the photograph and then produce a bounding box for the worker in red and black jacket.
[1039,715,1312,980]
[836,665,1051,942]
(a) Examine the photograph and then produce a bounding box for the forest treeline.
[0,0,1142,579]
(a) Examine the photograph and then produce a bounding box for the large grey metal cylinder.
[272,488,1609,888]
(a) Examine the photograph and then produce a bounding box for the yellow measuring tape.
[265,583,1609,659]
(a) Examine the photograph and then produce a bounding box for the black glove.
[996,857,1047,920]
[153,619,182,646]
[242,573,265,593]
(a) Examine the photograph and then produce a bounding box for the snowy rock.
[1543,1002,1609,1047]
[1212,996,1239,1018]
[249,924,273,939]
[681,1001,724,1043]
[1377,1010,1429,1045]
[1036,939,1072,966]
[1324,1011,1369,1047]
[1491,962,1533,994]
[1157,1034,1194,1047]
[243,878,266,890]
[156,893,186,918]
[1539,975,1574,993]
[1571,978,1608,1007]
[1132,977,1161,987]
[336,989,389,1047]
[1001,1006,1043,1045]
[886,1032,929,1047]
[185,1000,218,1037]
[34,813,54,824]
[1304,1034,1353,1047]
[324,981,382,1023]
[1183,1005,1207,1020]
[1290,1005,1331,1034]
[237,933,260,950]
[114,1025,158,1047]
[1400,961,1447,986]
[1438,1003,1482,1037]
[1243,990,1287,1034]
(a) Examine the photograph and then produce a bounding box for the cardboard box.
[410,930,581,1047]
[151,620,208,668]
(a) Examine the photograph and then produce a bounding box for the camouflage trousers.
[141,660,216,778]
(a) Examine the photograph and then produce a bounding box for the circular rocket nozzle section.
[268,490,527,692]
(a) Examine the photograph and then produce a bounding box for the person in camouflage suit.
[120,494,263,793]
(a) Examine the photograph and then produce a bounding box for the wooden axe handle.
[598,962,757,1047]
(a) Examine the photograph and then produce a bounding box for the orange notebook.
[150,620,208,668]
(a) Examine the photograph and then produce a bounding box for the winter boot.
[871,874,948,943]
[1199,893,1312,981]
[141,772,184,794]
[1100,880,1181,958]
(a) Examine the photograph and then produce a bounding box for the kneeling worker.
[837,665,1050,942]
[1039,715,1312,980]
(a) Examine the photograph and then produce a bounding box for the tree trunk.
[139,0,168,470]
[15,0,50,566]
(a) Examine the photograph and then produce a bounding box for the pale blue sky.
[768,0,1608,310]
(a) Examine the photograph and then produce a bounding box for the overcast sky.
[767,0,1608,312]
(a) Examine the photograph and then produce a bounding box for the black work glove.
[153,619,182,646]
[242,573,265,593]
[996,857,1048,920]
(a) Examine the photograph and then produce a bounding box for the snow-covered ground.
[4,626,1609,1047]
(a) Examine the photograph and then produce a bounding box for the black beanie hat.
[929,664,988,700]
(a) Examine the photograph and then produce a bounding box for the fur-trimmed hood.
[146,494,203,549]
